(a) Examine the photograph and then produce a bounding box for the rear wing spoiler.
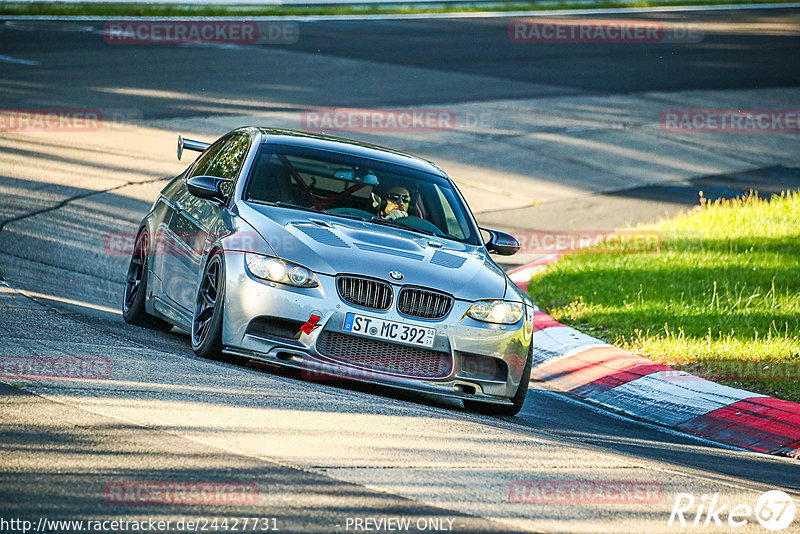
[177,135,210,160]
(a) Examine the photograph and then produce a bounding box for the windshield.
[242,144,480,245]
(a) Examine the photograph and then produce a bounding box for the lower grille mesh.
[316,331,451,379]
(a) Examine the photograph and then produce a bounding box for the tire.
[463,346,532,416]
[122,230,173,331]
[191,251,226,360]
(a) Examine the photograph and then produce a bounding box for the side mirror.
[482,228,520,256]
[186,175,231,202]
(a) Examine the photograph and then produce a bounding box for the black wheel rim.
[192,257,220,347]
[123,232,148,312]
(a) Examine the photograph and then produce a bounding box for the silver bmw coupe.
[123,127,534,415]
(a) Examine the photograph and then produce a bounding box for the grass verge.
[0,0,797,17]
[528,191,800,402]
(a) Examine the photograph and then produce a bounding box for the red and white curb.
[509,259,800,458]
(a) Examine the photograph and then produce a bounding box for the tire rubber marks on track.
[0,54,41,66]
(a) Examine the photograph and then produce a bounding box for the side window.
[205,134,251,181]
[434,186,468,240]
[179,138,231,228]
[186,139,226,180]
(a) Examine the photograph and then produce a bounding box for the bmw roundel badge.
[389,271,404,281]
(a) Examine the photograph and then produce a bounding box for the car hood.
[238,202,509,301]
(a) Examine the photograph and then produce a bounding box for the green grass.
[528,191,800,402]
[0,0,796,17]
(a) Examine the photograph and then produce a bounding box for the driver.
[372,186,411,221]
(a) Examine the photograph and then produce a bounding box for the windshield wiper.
[367,217,438,237]
[251,201,440,238]
[274,201,320,213]
[250,200,320,214]
[251,200,375,223]
[324,212,368,222]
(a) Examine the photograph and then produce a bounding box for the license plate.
[342,312,436,348]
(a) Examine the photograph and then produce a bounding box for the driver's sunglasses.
[386,193,411,203]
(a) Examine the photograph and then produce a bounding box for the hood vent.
[430,250,467,269]
[294,224,349,248]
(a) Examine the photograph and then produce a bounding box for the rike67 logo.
[669,490,796,531]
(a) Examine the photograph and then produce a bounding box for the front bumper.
[221,253,533,404]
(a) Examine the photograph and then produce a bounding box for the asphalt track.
[2,8,800,111]
[1,7,800,533]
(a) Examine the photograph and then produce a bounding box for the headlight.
[245,253,318,288]
[467,300,524,324]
